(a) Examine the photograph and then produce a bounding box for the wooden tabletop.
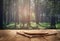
[17,31,57,38]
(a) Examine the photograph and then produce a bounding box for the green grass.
[30,22,37,27]
[6,23,15,27]
[56,23,60,29]
[39,23,50,27]
[3,22,60,29]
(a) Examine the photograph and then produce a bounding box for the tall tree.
[0,0,3,29]
[34,0,46,28]
[48,0,60,29]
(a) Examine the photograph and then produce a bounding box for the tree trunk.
[0,0,3,29]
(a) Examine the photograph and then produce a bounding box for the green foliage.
[4,22,60,29]
[30,22,36,27]
[39,23,50,27]
[6,23,15,29]
[56,23,60,29]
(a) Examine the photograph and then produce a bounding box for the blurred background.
[2,0,60,29]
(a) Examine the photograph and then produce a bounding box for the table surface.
[17,31,57,38]
[18,30,58,34]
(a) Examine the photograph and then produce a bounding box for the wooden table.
[17,31,57,41]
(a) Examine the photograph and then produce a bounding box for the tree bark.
[0,0,3,29]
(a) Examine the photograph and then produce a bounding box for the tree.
[34,0,47,28]
[0,0,3,29]
[48,0,60,29]
[34,0,40,28]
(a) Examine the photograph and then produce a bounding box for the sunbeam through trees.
[3,0,60,29]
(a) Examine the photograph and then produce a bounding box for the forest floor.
[0,30,60,41]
